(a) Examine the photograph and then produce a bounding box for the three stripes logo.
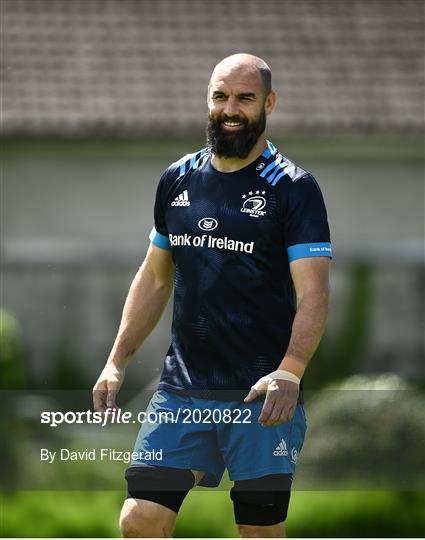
[273,438,289,457]
[171,190,190,207]
[258,153,306,186]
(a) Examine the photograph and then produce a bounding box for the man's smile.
[222,120,244,129]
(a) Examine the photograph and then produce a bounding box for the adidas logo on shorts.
[273,438,289,456]
[171,189,190,206]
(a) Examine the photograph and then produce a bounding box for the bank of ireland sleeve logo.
[240,190,267,218]
[198,217,218,231]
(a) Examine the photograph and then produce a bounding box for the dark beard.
[206,108,266,159]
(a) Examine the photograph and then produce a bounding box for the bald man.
[94,53,332,538]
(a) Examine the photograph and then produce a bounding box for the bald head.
[210,54,272,97]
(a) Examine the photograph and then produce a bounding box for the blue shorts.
[131,388,307,488]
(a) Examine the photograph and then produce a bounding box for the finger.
[106,388,118,409]
[277,407,290,425]
[278,402,296,425]
[93,385,107,412]
[102,406,122,424]
[258,394,276,425]
[244,388,258,402]
[251,376,270,395]
[286,403,296,421]
[266,404,285,426]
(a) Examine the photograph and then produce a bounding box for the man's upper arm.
[144,243,174,288]
[289,257,330,302]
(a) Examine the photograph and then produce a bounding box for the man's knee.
[120,499,176,538]
[122,465,201,537]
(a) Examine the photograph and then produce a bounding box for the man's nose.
[223,96,239,117]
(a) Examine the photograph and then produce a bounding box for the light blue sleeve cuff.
[287,242,332,262]
[149,227,171,250]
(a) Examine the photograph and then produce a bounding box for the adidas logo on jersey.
[273,439,288,456]
[171,190,190,206]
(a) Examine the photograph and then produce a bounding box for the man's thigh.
[125,464,204,512]
[121,468,205,536]
[220,402,307,481]
[130,389,225,487]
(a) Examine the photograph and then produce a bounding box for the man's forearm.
[106,260,173,369]
[279,286,330,378]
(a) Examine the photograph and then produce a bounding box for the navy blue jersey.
[150,141,332,400]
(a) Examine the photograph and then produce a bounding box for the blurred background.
[1,0,424,537]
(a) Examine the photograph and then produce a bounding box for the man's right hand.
[93,364,125,412]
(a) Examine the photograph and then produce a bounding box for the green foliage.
[2,490,424,538]
[287,490,425,537]
[50,342,91,391]
[1,491,122,538]
[306,263,373,390]
[300,374,425,490]
[0,308,89,392]
[0,310,26,489]
[0,309,25,389]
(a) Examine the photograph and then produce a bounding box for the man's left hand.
[244,378,299,426]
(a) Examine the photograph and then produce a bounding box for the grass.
[1,490,424,538]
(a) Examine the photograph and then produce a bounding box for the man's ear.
[206,83,212,108]
[265,90,277,116]
[207,85,209,102]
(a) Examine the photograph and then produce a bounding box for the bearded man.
[93,53,332,538]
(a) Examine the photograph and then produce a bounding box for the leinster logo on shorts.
[198,217,218,231]
[290,447,298,464]
[240,191,267,218]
